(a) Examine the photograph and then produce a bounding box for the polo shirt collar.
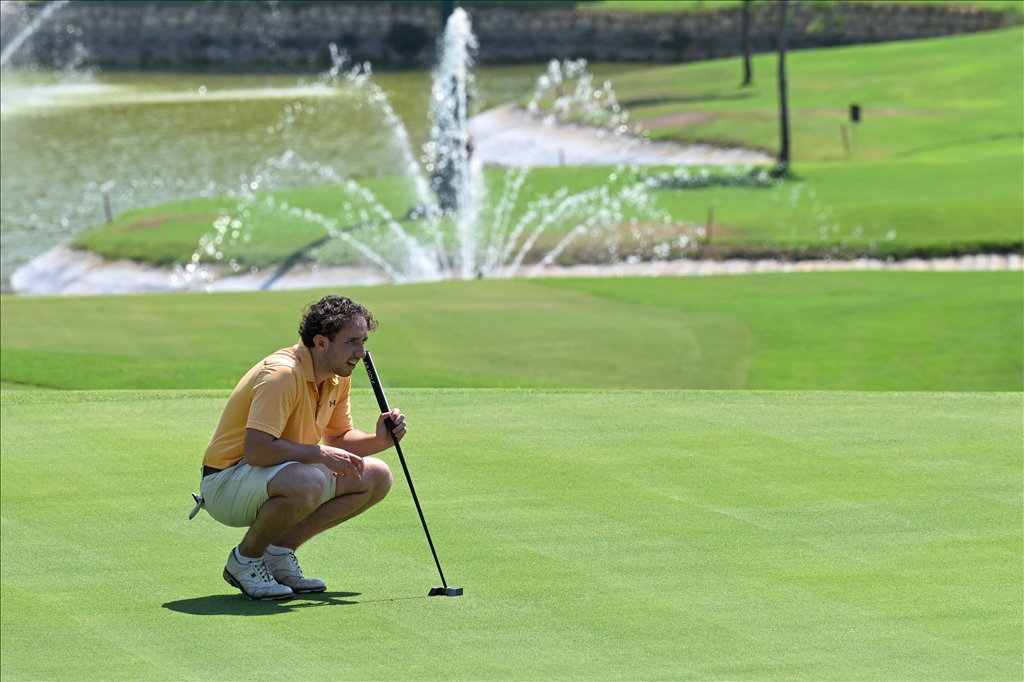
[296,343,316,384]
[295,343,339,389]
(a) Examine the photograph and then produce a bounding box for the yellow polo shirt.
[203,344,353,470]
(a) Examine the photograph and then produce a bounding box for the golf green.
[1,388,1020,680]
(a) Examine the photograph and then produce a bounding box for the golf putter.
[363,352,462,598]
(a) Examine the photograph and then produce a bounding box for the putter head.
[428,586,463,597]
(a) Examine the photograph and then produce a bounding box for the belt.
[203,465,224,478]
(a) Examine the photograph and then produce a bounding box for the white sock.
[265,544,293,556]
[233,547,256,564]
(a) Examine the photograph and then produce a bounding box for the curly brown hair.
[298,296,378,348]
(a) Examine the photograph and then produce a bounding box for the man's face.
[321,318,369,377]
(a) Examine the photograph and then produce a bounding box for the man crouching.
[195,295,402,600]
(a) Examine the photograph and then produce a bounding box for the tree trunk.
[741,0,753,86]
[776,0,790,174]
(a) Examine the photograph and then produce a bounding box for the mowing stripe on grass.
[2,272,1020,391]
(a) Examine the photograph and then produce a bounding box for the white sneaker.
[223,549,294,601]
[263,547,326,593]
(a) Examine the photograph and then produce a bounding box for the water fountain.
[0,0,69,68]
[4,3,777,295]
[428,7,479,279]
[159,7,696,292]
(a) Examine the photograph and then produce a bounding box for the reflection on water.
[0,64,638,292]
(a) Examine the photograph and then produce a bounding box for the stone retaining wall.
[1,1,1018,71]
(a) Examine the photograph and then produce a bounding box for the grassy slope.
[1,272,1021,392]
[614,28,1023,161]
[1,389,1020,680]
[612,28,1024,248]
[67,28,1023,268]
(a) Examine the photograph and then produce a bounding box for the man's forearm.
[324,429,391,457]
[243,429,324,467]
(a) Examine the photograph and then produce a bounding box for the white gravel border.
[9,244,1020,296]
[512,253,1024,278]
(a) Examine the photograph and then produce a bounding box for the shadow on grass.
[620,92,755,108]
[163,591,433,616]
[893,132,1024,158]
[163,591,361,616]
[259,220,372,291]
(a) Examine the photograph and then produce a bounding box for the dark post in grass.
[102,190,113,224]
[774,0,791,177]
[741,0,753,86]
[849,103,861,156]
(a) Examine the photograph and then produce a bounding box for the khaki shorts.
[199,461,336,528]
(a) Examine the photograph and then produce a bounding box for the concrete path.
[468,103,774,168]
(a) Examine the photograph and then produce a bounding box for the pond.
[0,62,642,292]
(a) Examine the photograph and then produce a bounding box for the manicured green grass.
[70,197,242,268]
[533,272,1024,391]
[614,27,1023,161]
[69,176,428,270]
[1,272,1020,391]
[0,380,52,391]
[513,155,1021,252]
[1,388,1020,679]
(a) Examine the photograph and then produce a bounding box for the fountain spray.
[0,0,69,68]
[429,7,480,279]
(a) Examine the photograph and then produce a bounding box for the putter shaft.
[363,352,449,589]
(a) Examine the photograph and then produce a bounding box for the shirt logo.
[329,400,336,407]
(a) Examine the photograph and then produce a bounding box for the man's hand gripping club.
[376,408,407,443]
[318,408,404,481]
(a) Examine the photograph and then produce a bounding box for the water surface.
[0,64,642,292]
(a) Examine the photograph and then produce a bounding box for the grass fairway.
[605,27,1024,253]
[1,388,1020,680]
[1,272,1021,391]
[614,28,1023,162]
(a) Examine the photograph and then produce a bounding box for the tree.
[775,0,791,175]
[741,0,753,86]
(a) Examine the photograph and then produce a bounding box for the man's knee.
[364,458,393,503]
[270,463,328,510]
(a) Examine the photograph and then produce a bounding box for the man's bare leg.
[237,464,327,558]
[273,457,393,551]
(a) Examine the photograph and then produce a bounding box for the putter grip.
[363,353,395,432]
